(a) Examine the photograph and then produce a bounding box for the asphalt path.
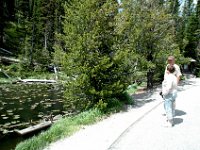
[109,78,200,150]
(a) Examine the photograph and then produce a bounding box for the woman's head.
[167,56,175,65]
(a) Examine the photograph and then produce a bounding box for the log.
[0,56,20,64]
[0,48,13,55]
[15,115,62,135]
[15,121,52,135]
[19,79,57,83]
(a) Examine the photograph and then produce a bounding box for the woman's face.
[167,59,174,65]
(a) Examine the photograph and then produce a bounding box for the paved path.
[109,78,200,150]
[45,78,200,150]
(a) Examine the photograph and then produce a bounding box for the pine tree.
[1,0,65,69]
[19,0,64,67]
[118,0,183,88]
[28,0,64,66]
[196,0,200,51]
[55,0,137,110]
[182,0,199,59]
[0,0,17,54]
[194,0,200,76]
[168,0,180,15]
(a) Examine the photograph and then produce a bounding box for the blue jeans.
[163,92,177,120]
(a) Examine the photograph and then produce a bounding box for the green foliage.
[53,44,66,66]
[95,99,108,112]
[1,0,198,81]
[3,22,25,54]
[168,0,180,15]
[1,0,65,68]
[1,64,21,77]
[195,69,200,77]
[55,0,138,110]
[105,98,123,113]
[1,63,57,80]
[126,84,138,95]
[117,0,185,87]
[181,0,199,61]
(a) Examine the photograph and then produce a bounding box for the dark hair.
[167,65,175,73]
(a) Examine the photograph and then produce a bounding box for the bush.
[95,99,108,112]
[194,65,200,77]
[2,64,20,77]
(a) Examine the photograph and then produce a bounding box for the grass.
[15,109,103,150]
[126,83,138,95]
[126,82,147,95]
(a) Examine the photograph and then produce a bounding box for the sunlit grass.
[126,83,138,95]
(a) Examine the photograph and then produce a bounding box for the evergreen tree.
[0,0,16,54]
[168,0,180,15]
[194,0,200,75]
[55,0,137,110]
[196,0,200,52]
[119,0,183,89]
[1,0,64,68]
[182,0,199,59]
[27,0,64,66]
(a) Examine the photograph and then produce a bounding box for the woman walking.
[162,65,178,127]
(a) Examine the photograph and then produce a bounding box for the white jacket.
[164,64,182,79]
[162,74,177,96]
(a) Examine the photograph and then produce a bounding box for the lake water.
[0,83,65,150]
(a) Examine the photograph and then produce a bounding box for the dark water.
[0,83,65,150]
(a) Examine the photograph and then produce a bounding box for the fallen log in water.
[15,121,52,135]
[14,115,62,136]
[18,79,57,83]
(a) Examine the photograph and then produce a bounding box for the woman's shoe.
[168,119,174,127]
[164,119,173,127]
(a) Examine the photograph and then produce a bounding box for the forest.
[0,0,200,107]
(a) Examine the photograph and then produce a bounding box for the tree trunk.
[147,69,154,89]
[30,22,35,66]
[147,42,154,89]
[44,30,47,50]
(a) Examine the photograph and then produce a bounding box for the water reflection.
[0,83,65,150]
